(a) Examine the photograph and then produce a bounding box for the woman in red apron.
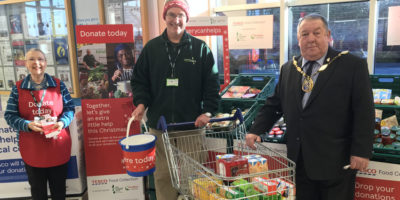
[5,48,75,200]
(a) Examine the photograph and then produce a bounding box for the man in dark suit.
[246,13,374,200]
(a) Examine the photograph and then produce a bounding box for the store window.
[104,0,143,58]
[0,0,72,92]
[374,0,400,74]
[216,7,280,75]
[288,1,370,62]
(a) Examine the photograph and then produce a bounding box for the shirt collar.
[20,73,57,89]
[301,51,328,69]
[162,29,190,46]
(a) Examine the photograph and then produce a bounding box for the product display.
[370,75,400,165]
[262,118,286,143]
[208,108,251,129]
[374,114,400,149]
[222,86,261,99]
[373,89,392,101]
[219,74,275,101]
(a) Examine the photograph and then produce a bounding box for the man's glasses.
[166,12,186,20]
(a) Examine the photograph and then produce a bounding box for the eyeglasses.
[27,58,46,63]
[166,12,186,20]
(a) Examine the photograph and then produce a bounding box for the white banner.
[87,174,143,200]
[74,0,100,25]
[387,6,400,46]
[228,15,273,49]
[357,161,400,181]
[187,16,228,27]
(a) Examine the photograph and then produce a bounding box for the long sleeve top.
[4,73,75,136]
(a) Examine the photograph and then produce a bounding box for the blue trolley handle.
[157,108,244,132]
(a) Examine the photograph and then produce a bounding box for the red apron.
[17,78,71,167]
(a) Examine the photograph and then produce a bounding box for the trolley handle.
[157,108,244,132]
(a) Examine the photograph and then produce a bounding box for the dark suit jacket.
[250,47,375,180]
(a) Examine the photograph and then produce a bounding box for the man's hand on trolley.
[246,133,261,150]
[195,114,210,127]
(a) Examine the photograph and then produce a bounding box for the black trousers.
[24,162,69,200]
[295,154,357,200]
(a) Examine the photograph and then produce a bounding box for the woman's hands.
[28,121,43,132]
[28,121,64,139]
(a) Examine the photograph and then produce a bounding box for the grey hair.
[26,48,47,61]
[297,13,329,32]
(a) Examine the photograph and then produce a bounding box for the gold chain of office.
[293,50,349,93]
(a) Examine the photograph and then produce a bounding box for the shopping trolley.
[157,109,296,200]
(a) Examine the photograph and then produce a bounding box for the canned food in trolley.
[119,117,156,177]
[157,109,296,200]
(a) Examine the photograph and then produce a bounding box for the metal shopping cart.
[157,109,296,200]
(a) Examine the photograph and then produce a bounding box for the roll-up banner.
[75,24,144,200]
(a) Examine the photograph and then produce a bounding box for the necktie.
[305,61,316,77]
[301,61,316,98]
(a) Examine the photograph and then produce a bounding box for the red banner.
[355,177,400,199]
[186,26,227,36]
[354,161,400,199]
[76,24,144,200]
[186,22,230,90]
[75,24,134,44]
[82,98,140,176]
